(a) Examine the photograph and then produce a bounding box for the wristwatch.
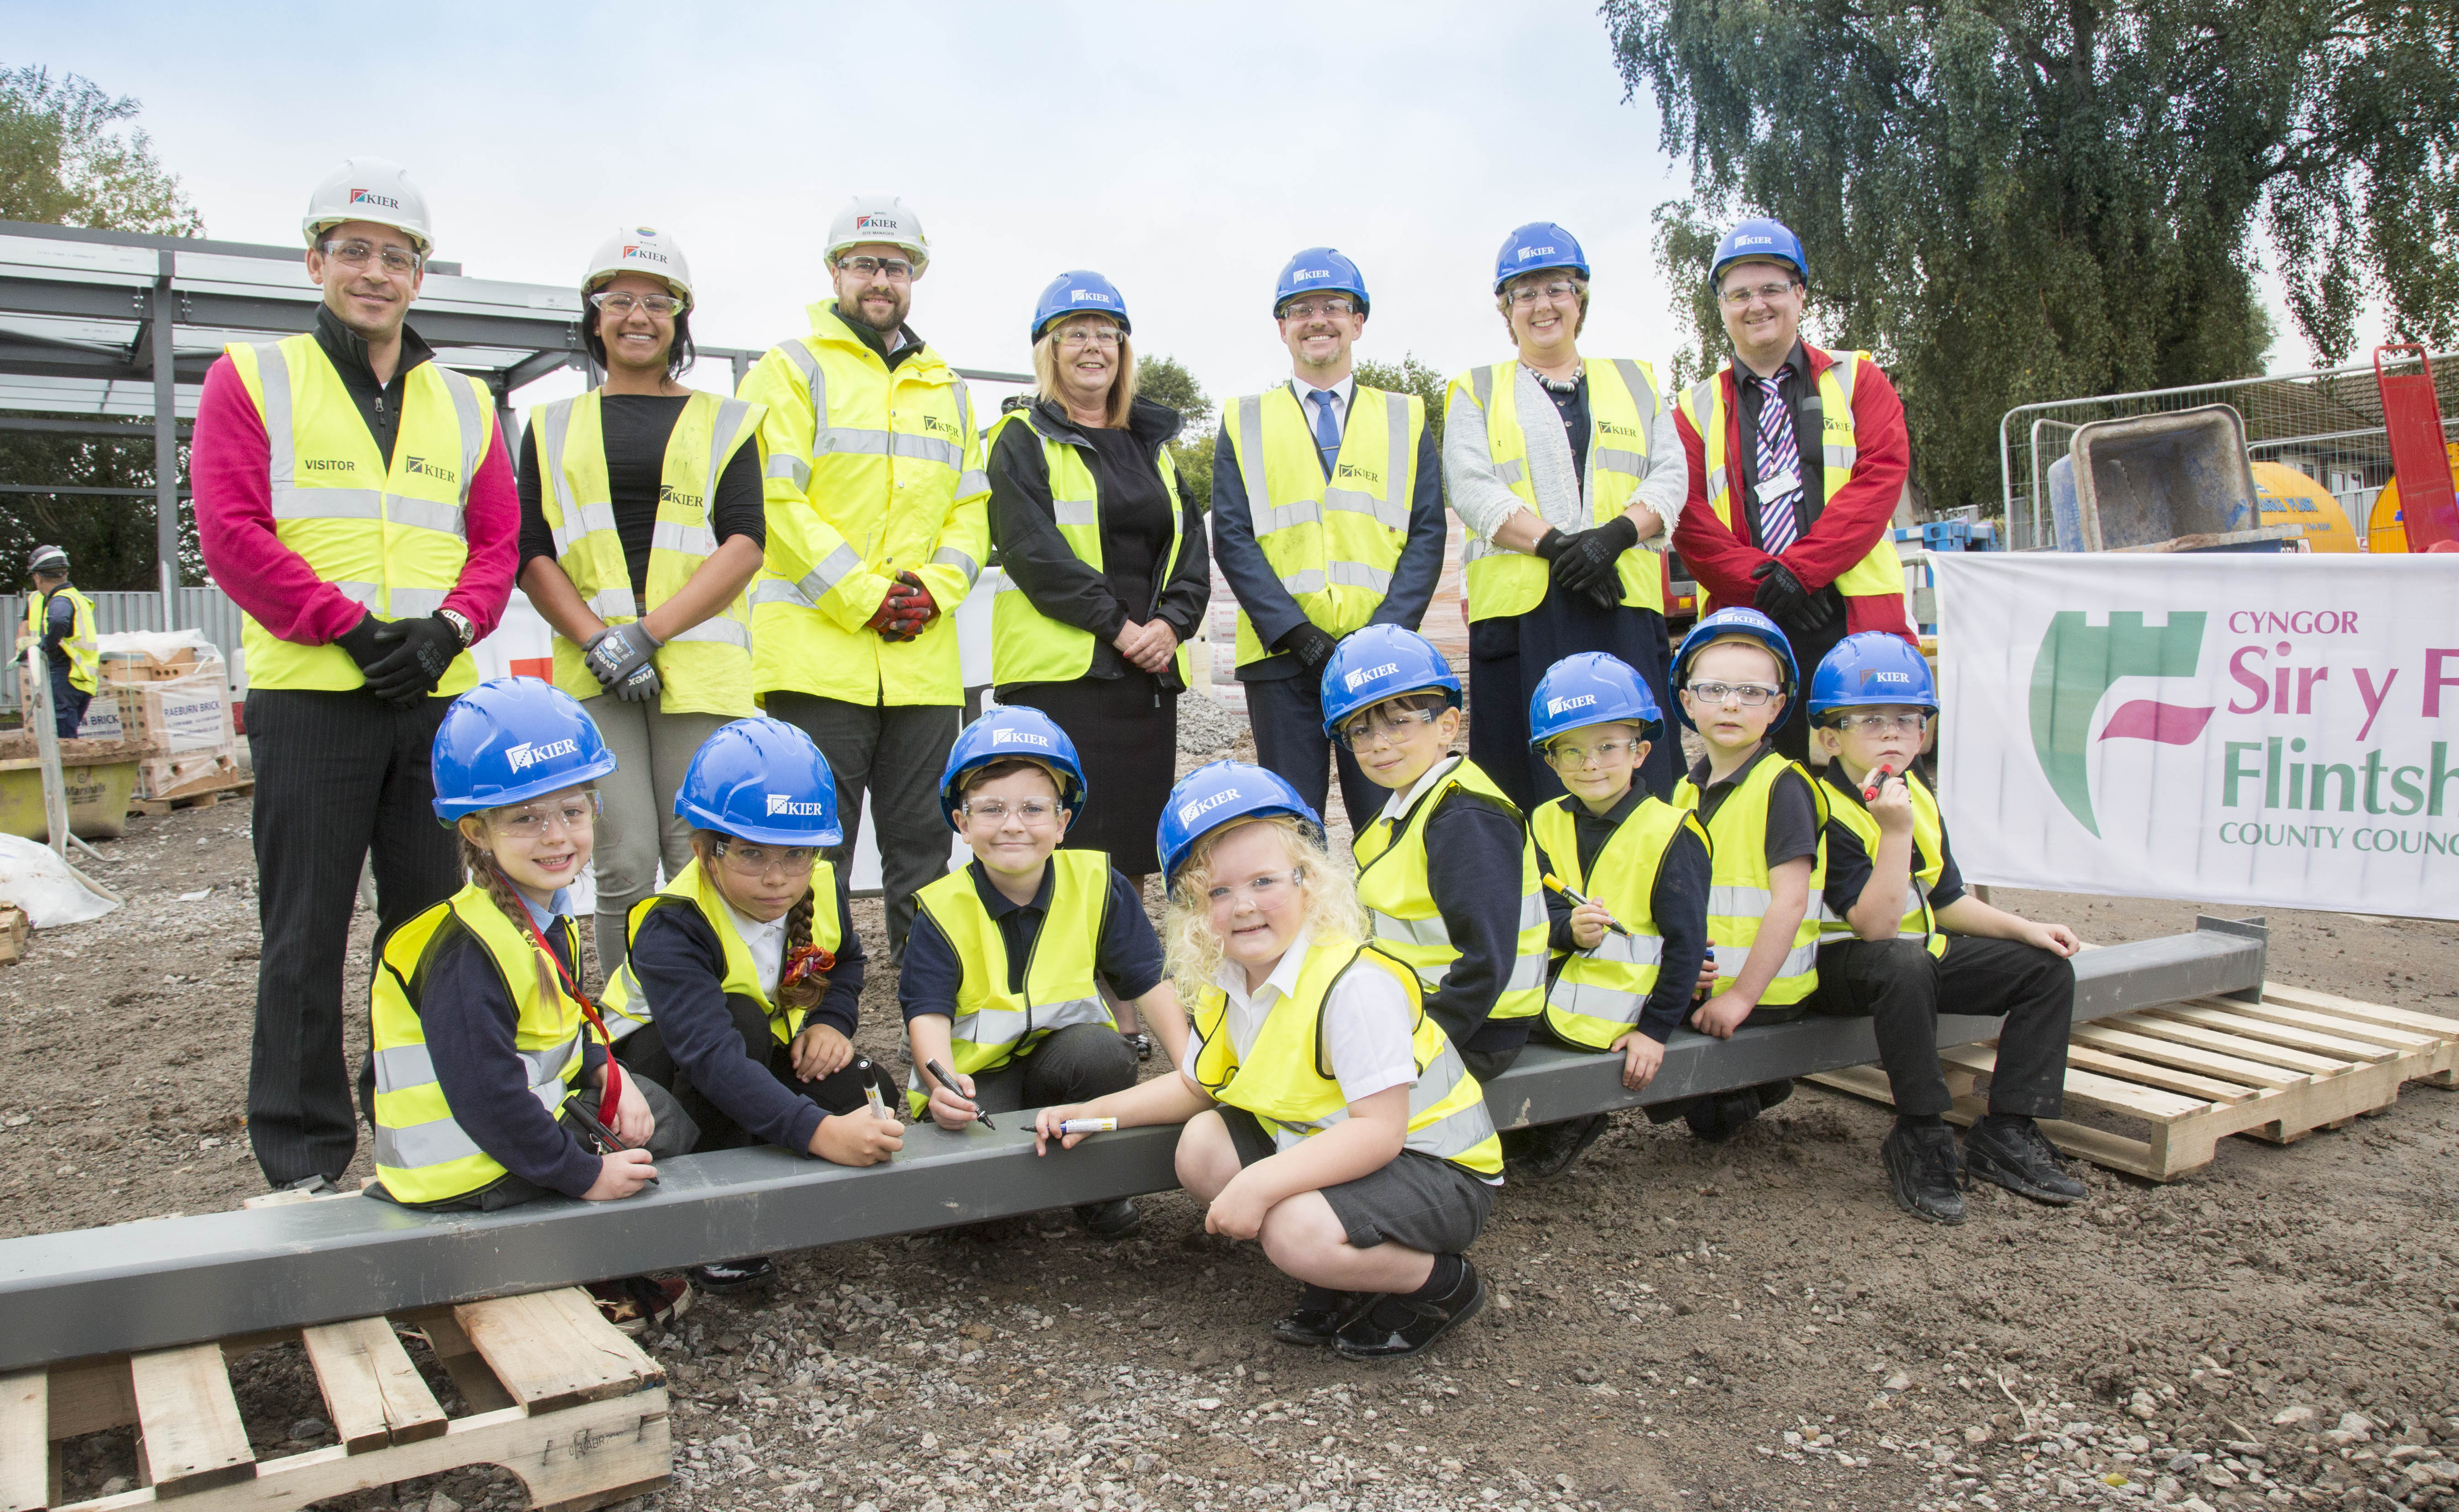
[439,608,475,649]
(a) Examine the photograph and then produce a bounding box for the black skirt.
[996,673,1177,875]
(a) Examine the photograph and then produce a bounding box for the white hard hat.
[27,544,68,575]
[584,226,694,307]
[824,195,929,273]
[303,156,433,254]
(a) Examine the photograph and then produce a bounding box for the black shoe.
[1075,1198,1142,1239]
[1504,1113,1611,1183]
[1271,1287,1352,1347]
[1123,1032,1155,1061]
[1333,1260,1485,1361]
[1755,1078,1795,1112]
[687,1256,776,1295]
[1880,1120,1967,1225]
[1684,1088,1766,1143]
[1963,1116,2087,1206]
[281,1173,343,1197]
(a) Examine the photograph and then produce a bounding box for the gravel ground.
[6,746,2459,1512]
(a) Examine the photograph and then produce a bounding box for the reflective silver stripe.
[1905,882,1928,919]
[332,580,380,608]
[956,468,989,498]
[951,1007,1032,1047]
[587,586,636,621]
[389,587,449,617]
[892,431,963,467]
[1505,951,1547,993]
[949,377,971,433]
[1368,909,1451,951]
[1406,1043,1500,1161]
[1708,938,1818,980]
[1587,930,1666,967]
[796,541,867,602]
[1461,535,1501,564]
[782,339,827,420]
[443,369,486,496]
[1278,568,1326,595]
[1033,997,1112,1034]
[1517,890,1548,930]
[1253,499,1320,534]
[811,427,964,468]
[931,546,981,587]
[1469,365,1494,411]
[651,518,718,558]
[1555,978,1645,1028]
[1824,355,1858,471]
[1383,390,1414,516]
[1610,358,1656,417]
[668,617,751,651]
[705,396,759,505]
[1593,447,1649,478]
[385,494,467,540]
[371,1043,434,1094]
[1829,351,1859,403]
[1322,485,1409,532]
[253,343,297,487]
[1704,464,1730,508]
[271,487,385,522]
[1494,457,1528,487]
[1824,442,1856,471]
[750,577,813,610]
[1235,395,1270,526]
[766,453,813,487]
[373,1116,486,1171]
[991,575,1021,595]
[1708,884,1772,918]
[1051,497,1100,528]
[1325,561,1391,593]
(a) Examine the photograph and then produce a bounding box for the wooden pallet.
[1809,981,2458,1182]
[0,1288,669,1512]
[126,782,251,817]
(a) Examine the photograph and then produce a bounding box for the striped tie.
[1753,373,1802,554]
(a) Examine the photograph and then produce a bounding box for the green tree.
[1352,353,1452,453]
[1138,354,1216,513]
[0,66,202,589]
[1603,0,2459,515]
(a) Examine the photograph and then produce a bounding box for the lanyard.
[497,872,624,1129]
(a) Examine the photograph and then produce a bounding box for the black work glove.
[582,621,661,688]
[1532,527,1572,561]
[1551,514,1642,596]
[1275,623,1339,670]
[333,612,390,673]
[1751,558,1840,631]
[364,613,461,706]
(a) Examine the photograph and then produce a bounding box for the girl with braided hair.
[603,717,902,1295]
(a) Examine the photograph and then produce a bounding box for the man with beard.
[739,197,988,961]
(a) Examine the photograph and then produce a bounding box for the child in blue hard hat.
[1320,625,1548,1092]
[372,677,695,1332]
[600,716,904,1295]
[1806,633,2087,1224]
[1515,653,1714,1179]
[1034,760,1500,1361]
[900,705,1182,1239]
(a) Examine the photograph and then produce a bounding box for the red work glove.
[878,570,939,642]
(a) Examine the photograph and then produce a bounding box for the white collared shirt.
[1289,374,1356,438]
[724,899,789,997]
[1180,923,1417,1104]
[1378,753,1463,828]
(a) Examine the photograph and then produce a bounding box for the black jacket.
[986,395,1211,689]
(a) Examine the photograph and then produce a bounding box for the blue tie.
[1309,388,1341,479]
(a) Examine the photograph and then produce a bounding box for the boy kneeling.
[1807,633,2087,1224]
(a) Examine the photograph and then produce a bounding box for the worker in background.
[20,545,97,738]
[1211,248,1446,836]
[193,157,518,1194]
[1671,217,1915,762]
[739,196,987,963]
[1444,221,1687,810]
[517,227,766,980]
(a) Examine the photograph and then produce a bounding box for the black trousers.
[245,688,461,1187]
[1809,935,2074,1119]
[615,994,898,1153]
[764,692,959,962]
[969,1021,1139,1112]
[1243,667,1381,837]
[1468,592,1677,809]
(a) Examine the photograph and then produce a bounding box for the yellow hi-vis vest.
[1187,938,1504,1178]
[1673,753,1829,1005]
[739,302,989,707]
[529,389,766,718]
[905,850,1115,1114]
[1815,767,1949,957]
[1530,795,1708,1049]
[1675,351,1906,598]
[25,586,98,695]
[369,884,588,1205]
[598,856,844,1045]
[221,335,492,694]
[1446,358,1667,619]
[1219,383,1425,666]
[983,405,1193,686]
[1353,757,1547,1021]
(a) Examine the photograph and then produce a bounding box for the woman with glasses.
[603,718,904,1293]
[983,271,1209,1051]
[1442,221,1688,811]
[517,228,769,979]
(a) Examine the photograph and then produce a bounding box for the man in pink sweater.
[192,157,517,1193]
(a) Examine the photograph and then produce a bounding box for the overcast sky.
[14,0,2371,416]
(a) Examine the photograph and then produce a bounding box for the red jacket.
[1671,342,1915,643]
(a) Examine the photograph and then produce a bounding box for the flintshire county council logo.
[503,738,580,773]
[2029,611,2211,837]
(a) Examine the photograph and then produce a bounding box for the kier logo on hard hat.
[622,246,669,265]
[765,794,826,816]
[1345,662,1400,691]
[991,729,1052,749]
[1734,235,1774,247]
[1292,268,1329,281]
[1069,288,1114,304]
[504,738,580,773]
[1518,246,1556,261]
[1547,694,1599,717]
[349,189,401,210]
[855,214,901,232]
[1178,790,1238,826]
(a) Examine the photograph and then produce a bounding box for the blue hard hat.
[1156,760,1324,883]
[1031,269,1130,342]
[674,717,844,846]
[939,705,1089,830]
[431,678,618,822]
[1493,221,1589,293]
[1808,632,1937,722]
[1318,625,1462,737]
[1671,607,1801,730]
[1274,247,1369,315]
[1527,652,1662,748]
[1709,217,1808,291]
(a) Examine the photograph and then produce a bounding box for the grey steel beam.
[0,415,190,439]
[0,217,462,275]
[151,259,179,623]
[0,923,2265,1369]
[502,348,578,393]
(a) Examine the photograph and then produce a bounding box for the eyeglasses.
[1333,705,1441,752]
[1280,298,1356,322]
[491,795,598,840]
[1686,680,1783,708]
[590,291,685,317]
[713,838,819,878]
[1506,279,1581,308]
[961,797,1061,826]
[1543,737,1641,769]
[1055,327,1124,350]
[1719,280,1799,308]
[1206,868,1302,909]
[1830,711,1929,734]
[320,239,419,275]
[838,255,916,282]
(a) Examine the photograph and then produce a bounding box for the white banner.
[1933,553,2459,920]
